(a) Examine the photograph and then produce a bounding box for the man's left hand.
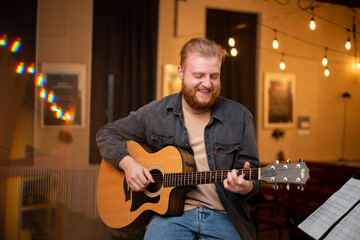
[223,161,253,195]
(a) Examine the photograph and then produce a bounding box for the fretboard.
[163,168,260,187]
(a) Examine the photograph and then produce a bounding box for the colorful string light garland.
[1,33,74,121]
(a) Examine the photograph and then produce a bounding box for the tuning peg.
[273,183,279,190]
[287,159,290,163]
[297,185,304,191]
[275,160,279,164]
[299,158,304,162]
[286,183,290,190]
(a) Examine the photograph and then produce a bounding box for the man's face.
[178,53,221,113]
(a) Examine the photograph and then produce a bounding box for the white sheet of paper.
[323,202,360,240]
[298,178,360,240]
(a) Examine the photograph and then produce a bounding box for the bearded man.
[96,37,260,240]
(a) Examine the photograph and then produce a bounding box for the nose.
[202,76,212,88]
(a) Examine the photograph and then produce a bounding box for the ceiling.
[317,0,360,8]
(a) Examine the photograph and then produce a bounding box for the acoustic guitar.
[97,140,309,230]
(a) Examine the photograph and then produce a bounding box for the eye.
[210,74,219,79]
[194,74,203,79]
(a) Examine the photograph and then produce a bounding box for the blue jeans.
[144,207,242,240]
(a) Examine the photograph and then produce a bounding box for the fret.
[165,168,264,187]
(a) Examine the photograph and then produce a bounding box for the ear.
[177,65,183,81]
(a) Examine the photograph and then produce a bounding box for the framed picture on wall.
[264,72,295,128]
[40,63,86,128]
[162,64,181,97]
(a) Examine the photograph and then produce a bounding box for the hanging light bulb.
[322,47,328,67]
[324,67,330,77]
[228,37,235,47]
[345,29,351,50]
[272,29,279,49]
[230,48,238,57]
[309,7,316,30]
[309,17,316,30]
[280,53,286,70]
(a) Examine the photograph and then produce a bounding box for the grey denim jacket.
[96,92,260,240]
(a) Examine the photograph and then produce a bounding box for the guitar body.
[97,140,196,230]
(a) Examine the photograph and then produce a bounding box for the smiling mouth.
[198,88,212,93]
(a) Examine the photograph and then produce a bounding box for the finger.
[244,161,250,169]
[144,169,154,183]
[227,171,233,184]
[231,169,238,179]
[223,178,229,189]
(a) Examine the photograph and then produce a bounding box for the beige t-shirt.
[182,102,225,212]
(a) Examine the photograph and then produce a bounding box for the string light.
[46,90,56,103]
[0,34,8,46]
[15,62,26,74]
[2,32,75,121]
[280,53,286,70]
[228,37,235,47]
[230,48,238,57]
[35,73,45,87]
[324,67,330,77]
[26,63,36,74]
[322,47,328,67]
[272,29,279,49]
[309,7,316,31]
[39,88,47,99]
[10,37,22,53]
[345,29,351,50]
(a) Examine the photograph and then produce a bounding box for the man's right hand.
[119,155,154,192]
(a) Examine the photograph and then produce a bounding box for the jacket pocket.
[213,143,241,170]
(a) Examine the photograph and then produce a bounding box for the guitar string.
[149,169,261,182]
[148,168,300,184]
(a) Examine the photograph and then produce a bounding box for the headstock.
[260,159,310,191]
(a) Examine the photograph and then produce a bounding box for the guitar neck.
[163,169,259,187]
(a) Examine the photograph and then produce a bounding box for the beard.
[182,81,221,112]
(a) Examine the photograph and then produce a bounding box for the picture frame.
[162,64,181,97]
[263,72,295,128]
[40,63,86,128]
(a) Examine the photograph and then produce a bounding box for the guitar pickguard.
[124,179,160,211]
[130,191,160,212]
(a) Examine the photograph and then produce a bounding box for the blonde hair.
[179,37,228,68]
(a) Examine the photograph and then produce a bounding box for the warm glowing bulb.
[0,34,8,46]
[15,62,25,74]
[324,68,329,77]
[322,57,328,67]
[228,38,235,47]
[357,62,360,69]
[309,17,316,30]
[230,48,238,57]
[272,39,279,49]
[10,37,22,53]
[26,63,36,74]
[345,39,351,50]
[280,61,286,70]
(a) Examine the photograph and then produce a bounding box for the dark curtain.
[90,0,159,164]
[206,9,257,125]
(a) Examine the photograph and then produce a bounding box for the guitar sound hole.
[147,169,163,193]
